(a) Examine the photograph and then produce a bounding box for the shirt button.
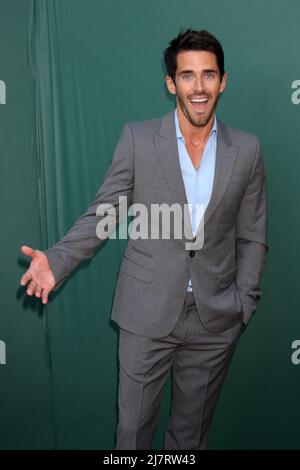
[189,250,195,257]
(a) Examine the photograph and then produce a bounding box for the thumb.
[21,245,35,257]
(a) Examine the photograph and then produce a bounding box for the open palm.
[20,245,55,304]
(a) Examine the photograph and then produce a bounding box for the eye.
[182,74,193,81]
[204,72,216,80]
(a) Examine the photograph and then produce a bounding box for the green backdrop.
[1,0,300,449]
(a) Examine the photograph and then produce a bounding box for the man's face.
[166,50,227,128]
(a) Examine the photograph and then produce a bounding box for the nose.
[194,74,204,92]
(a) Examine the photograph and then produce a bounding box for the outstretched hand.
[20,245,56,304]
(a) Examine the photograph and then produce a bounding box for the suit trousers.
[115,291,245,450]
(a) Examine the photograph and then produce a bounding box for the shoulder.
[221,121,261,151]
[218,120,265,179]
[125,114,165,137]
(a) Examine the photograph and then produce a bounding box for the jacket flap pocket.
[217,264,236,288]
[120,256,154,284]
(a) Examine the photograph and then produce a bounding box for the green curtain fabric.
[1,0,300,449]
[31,0,172,450]
[0,0,54,449]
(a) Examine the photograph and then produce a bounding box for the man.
[20,30,268,449]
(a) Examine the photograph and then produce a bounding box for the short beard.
[176,91,220,128]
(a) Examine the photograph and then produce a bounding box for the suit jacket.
[44,110,268,337]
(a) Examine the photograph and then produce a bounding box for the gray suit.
[44,110,268,449]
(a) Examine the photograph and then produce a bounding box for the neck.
[176,106,214,146]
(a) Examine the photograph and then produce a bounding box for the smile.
[189,97,209,111]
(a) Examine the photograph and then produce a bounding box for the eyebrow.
[177,69,218,75]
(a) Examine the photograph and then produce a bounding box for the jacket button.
[189,250,195,257]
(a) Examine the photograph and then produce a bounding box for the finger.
[35,287,42,298]
[21,245,35,258]
[42,289,49,304]
[20,271,32,286]
[27,280,37,296]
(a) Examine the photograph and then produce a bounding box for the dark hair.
[163,29,225,81]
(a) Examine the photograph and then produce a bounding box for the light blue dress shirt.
[174,109,217,291]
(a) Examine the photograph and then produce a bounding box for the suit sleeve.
[44,123,134,290]
[236,138,268,325]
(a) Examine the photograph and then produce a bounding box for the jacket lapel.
[154,111,193,239]
[154,111,187,205]
[201,118,238,227]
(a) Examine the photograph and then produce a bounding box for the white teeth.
[190,98,208,103]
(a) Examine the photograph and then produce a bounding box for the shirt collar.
[174,108,217,142]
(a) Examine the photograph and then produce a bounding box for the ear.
[219,71,228,93]
[165,75,176,95]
